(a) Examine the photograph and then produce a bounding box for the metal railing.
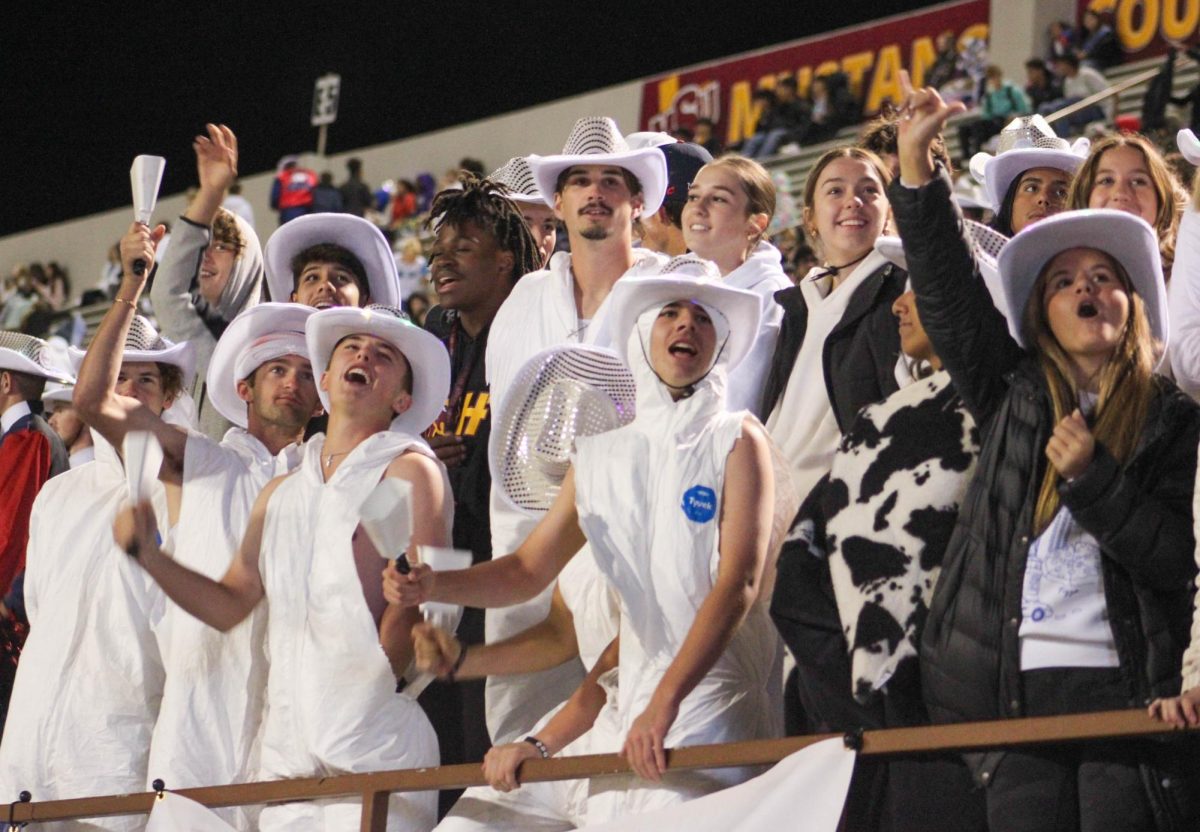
[6,709,1196,831]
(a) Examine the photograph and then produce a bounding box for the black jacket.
[891,172,1200,784]
[761,260,905,435]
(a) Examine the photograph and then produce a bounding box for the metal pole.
[317,124,328,159]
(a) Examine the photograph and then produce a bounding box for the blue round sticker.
[681,485,717,523]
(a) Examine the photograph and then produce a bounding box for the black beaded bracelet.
[523,736,550,759]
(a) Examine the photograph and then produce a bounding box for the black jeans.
[986,667,1200,832]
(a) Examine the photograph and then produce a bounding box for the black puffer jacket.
[891,172,1200,782]
[761,258,905,433]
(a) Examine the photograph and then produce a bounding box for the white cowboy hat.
[607,261,761,373]
[528,117,669,216]
[68,316,196,387]
[952,177,991,212]
[997,208,1167,354]
[490,344,637,514]
[41,381,75,406]
[970,115,1090,211]
[305,304,450,436]
[874,219,1015,335]
[625,131,678,150]
[488,156,549,206]
[0,331,73,382]
[206,302,316,429]
[264,213,401,308]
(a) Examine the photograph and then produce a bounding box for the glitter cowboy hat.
[874,219,1018,336]
[998,208,1167,354]
[68,316,196,387]
[488,156,549,205]
[528,117,670,216]
[306,304,450,435]
[0,331,73,382]
[969,115,1090,211]
[489,343,636,515]
[606,255,762,373]
[207,302,316,429]
[264,213,402,307]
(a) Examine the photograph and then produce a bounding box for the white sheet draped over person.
[390,264,798,823]
[113,305,452,831]
[0,314,196,830]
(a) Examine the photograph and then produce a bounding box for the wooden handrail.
[1046,57,1186,126]
[6,709,1196,829]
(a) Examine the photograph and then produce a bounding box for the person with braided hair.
[419,174,542,808]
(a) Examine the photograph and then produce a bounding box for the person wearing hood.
[116,304,451,831]
[79,231,322,827]
[683,155,790,416]
[893,72,1200,831]
[393,269,795,819]
[151,124,265,441]
[0,312,194,828]
[482,117,669,748]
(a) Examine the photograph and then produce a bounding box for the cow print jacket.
[789,369,979,703]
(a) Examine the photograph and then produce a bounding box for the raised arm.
[411,584,579,680]
[892,70,1025,423]
[378,451,451,680]
[1169,172,1200,397]
[73,222,188,481]
[624,418,773,782]
[150,124,238,348]
[385,467,587,610]
[112,475,278,631]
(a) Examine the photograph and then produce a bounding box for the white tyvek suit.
[146,429,299,827]
[256,431,445,832]
[0,435,169,831]
[436,547,622,831]
[572,306,784,820]
[483,248,667,745]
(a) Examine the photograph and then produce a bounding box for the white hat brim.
[264,214,401,308]
[305,306,450,436]
[488,344,636,515]
[206,303,316,429]
[41,385,75,405]
[606,276,761,373]
[0,349,72,383]
[977,148,1088,211]
[528,148,669,217]
[998,209,1167,353]
[68,341,196,388]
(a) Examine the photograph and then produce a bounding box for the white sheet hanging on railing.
[579,738,855,831]
[145,792,237,831]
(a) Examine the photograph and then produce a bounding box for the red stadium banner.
[1077,0,1200,61]
[638,0,989,146]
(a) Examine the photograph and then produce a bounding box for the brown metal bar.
[8,709,1195,824]
[360,790,390,832]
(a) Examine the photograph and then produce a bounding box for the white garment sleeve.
[1169,208,1200,399]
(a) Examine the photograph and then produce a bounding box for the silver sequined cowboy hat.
[264,213,402,308]
[0,331,73,382]
[488,156,550,206]
[306,304,450,435]
[489,344,636,515]
[207,303,316,429]
[969,115,1090,211]
[68,316,196,386]
[528,117,669,216]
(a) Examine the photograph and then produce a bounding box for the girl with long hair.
[893,73,1200,831]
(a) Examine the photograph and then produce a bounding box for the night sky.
[2,1,941,236]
